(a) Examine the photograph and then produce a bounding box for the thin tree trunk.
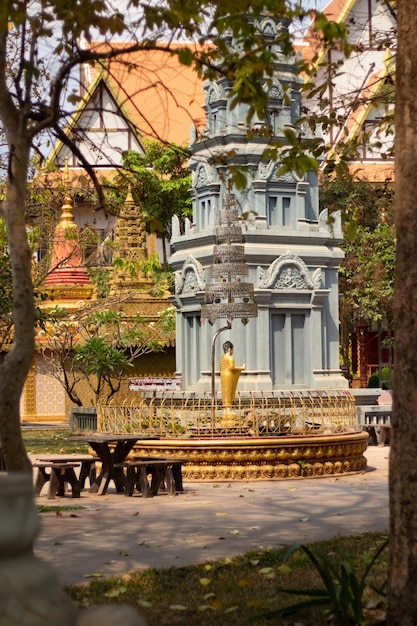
[388,0,417,622]
[162,235,168,271]
[0,135,34,473]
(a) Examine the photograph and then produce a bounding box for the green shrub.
[367,367,392,390]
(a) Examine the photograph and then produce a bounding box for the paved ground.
[33,445,389,587]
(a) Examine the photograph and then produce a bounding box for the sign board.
[128,377,182,392]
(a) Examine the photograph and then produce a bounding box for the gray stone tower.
[169,14,347,394]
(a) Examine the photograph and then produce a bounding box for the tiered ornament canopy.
[200,193,258,398]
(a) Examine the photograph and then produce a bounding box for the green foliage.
[74,335,131,378]
[322,176,395,325]
[262,540,388,625]
[64,531,388,626]
[86,267,111,298]
[120,141,192,267]
[340,222,395,324]
[37,303,175,405]
[368,367,393,390]
[138,254,175,296]
[22,429,89,454]
[319,175,395,378]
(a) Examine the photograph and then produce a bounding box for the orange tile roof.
[301,0,356,64]
[49,33,394,183]
[346,162,394,182]
[85,43,206,145]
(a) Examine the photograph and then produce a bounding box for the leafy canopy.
[37,302,175,405]
[121,141,192,245]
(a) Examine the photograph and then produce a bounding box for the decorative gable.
[52,80,144,169]
[257,252,322,290]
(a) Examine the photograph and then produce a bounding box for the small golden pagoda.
[108,189,169,320]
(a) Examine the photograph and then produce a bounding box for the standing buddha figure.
[220,341,245,415]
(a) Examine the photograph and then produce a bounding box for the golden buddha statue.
[220,341,245,412]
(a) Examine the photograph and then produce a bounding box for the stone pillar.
[0,473,76,626]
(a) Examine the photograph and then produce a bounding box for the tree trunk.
[161,235,168,271]
[388,1,417,622]
[0,134,34,473]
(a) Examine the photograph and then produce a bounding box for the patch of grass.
[23,429,89,455]
[36,504,85,513]
[65,532,388,626]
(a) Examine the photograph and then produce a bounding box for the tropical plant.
[260,540,388,625]
[37,303,175,406]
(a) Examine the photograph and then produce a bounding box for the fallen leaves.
[104,586,127,598]
[259,567,276,579]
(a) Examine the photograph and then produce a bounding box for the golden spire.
[58,156,75,227]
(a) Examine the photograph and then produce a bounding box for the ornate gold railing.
[97,390,357,437]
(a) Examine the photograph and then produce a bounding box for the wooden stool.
[33,461,81,499]
[115,457,189,497]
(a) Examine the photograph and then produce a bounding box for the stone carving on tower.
[109,189,153,295]
[257,252,322,290]
[175,255,205,295]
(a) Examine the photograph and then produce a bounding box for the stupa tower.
[169,13,347,393]
[109,188,154,295]
[43,159,94,302]
[108,189,170,320]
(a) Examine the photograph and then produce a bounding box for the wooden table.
[71,434,159,496]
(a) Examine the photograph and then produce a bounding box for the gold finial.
[64,156,70,187]
[59,156,75,227]
[125,183,134,205]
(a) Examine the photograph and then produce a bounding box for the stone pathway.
[34,445,389,586]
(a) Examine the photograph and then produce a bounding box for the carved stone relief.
[206,85,220,105]
[257,251,322,289]
[263,77,284,100]
[319,208,342,237]
[193,164,213,189]
[175,255,205,294]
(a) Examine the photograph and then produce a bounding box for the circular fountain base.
[132,430,368,480]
